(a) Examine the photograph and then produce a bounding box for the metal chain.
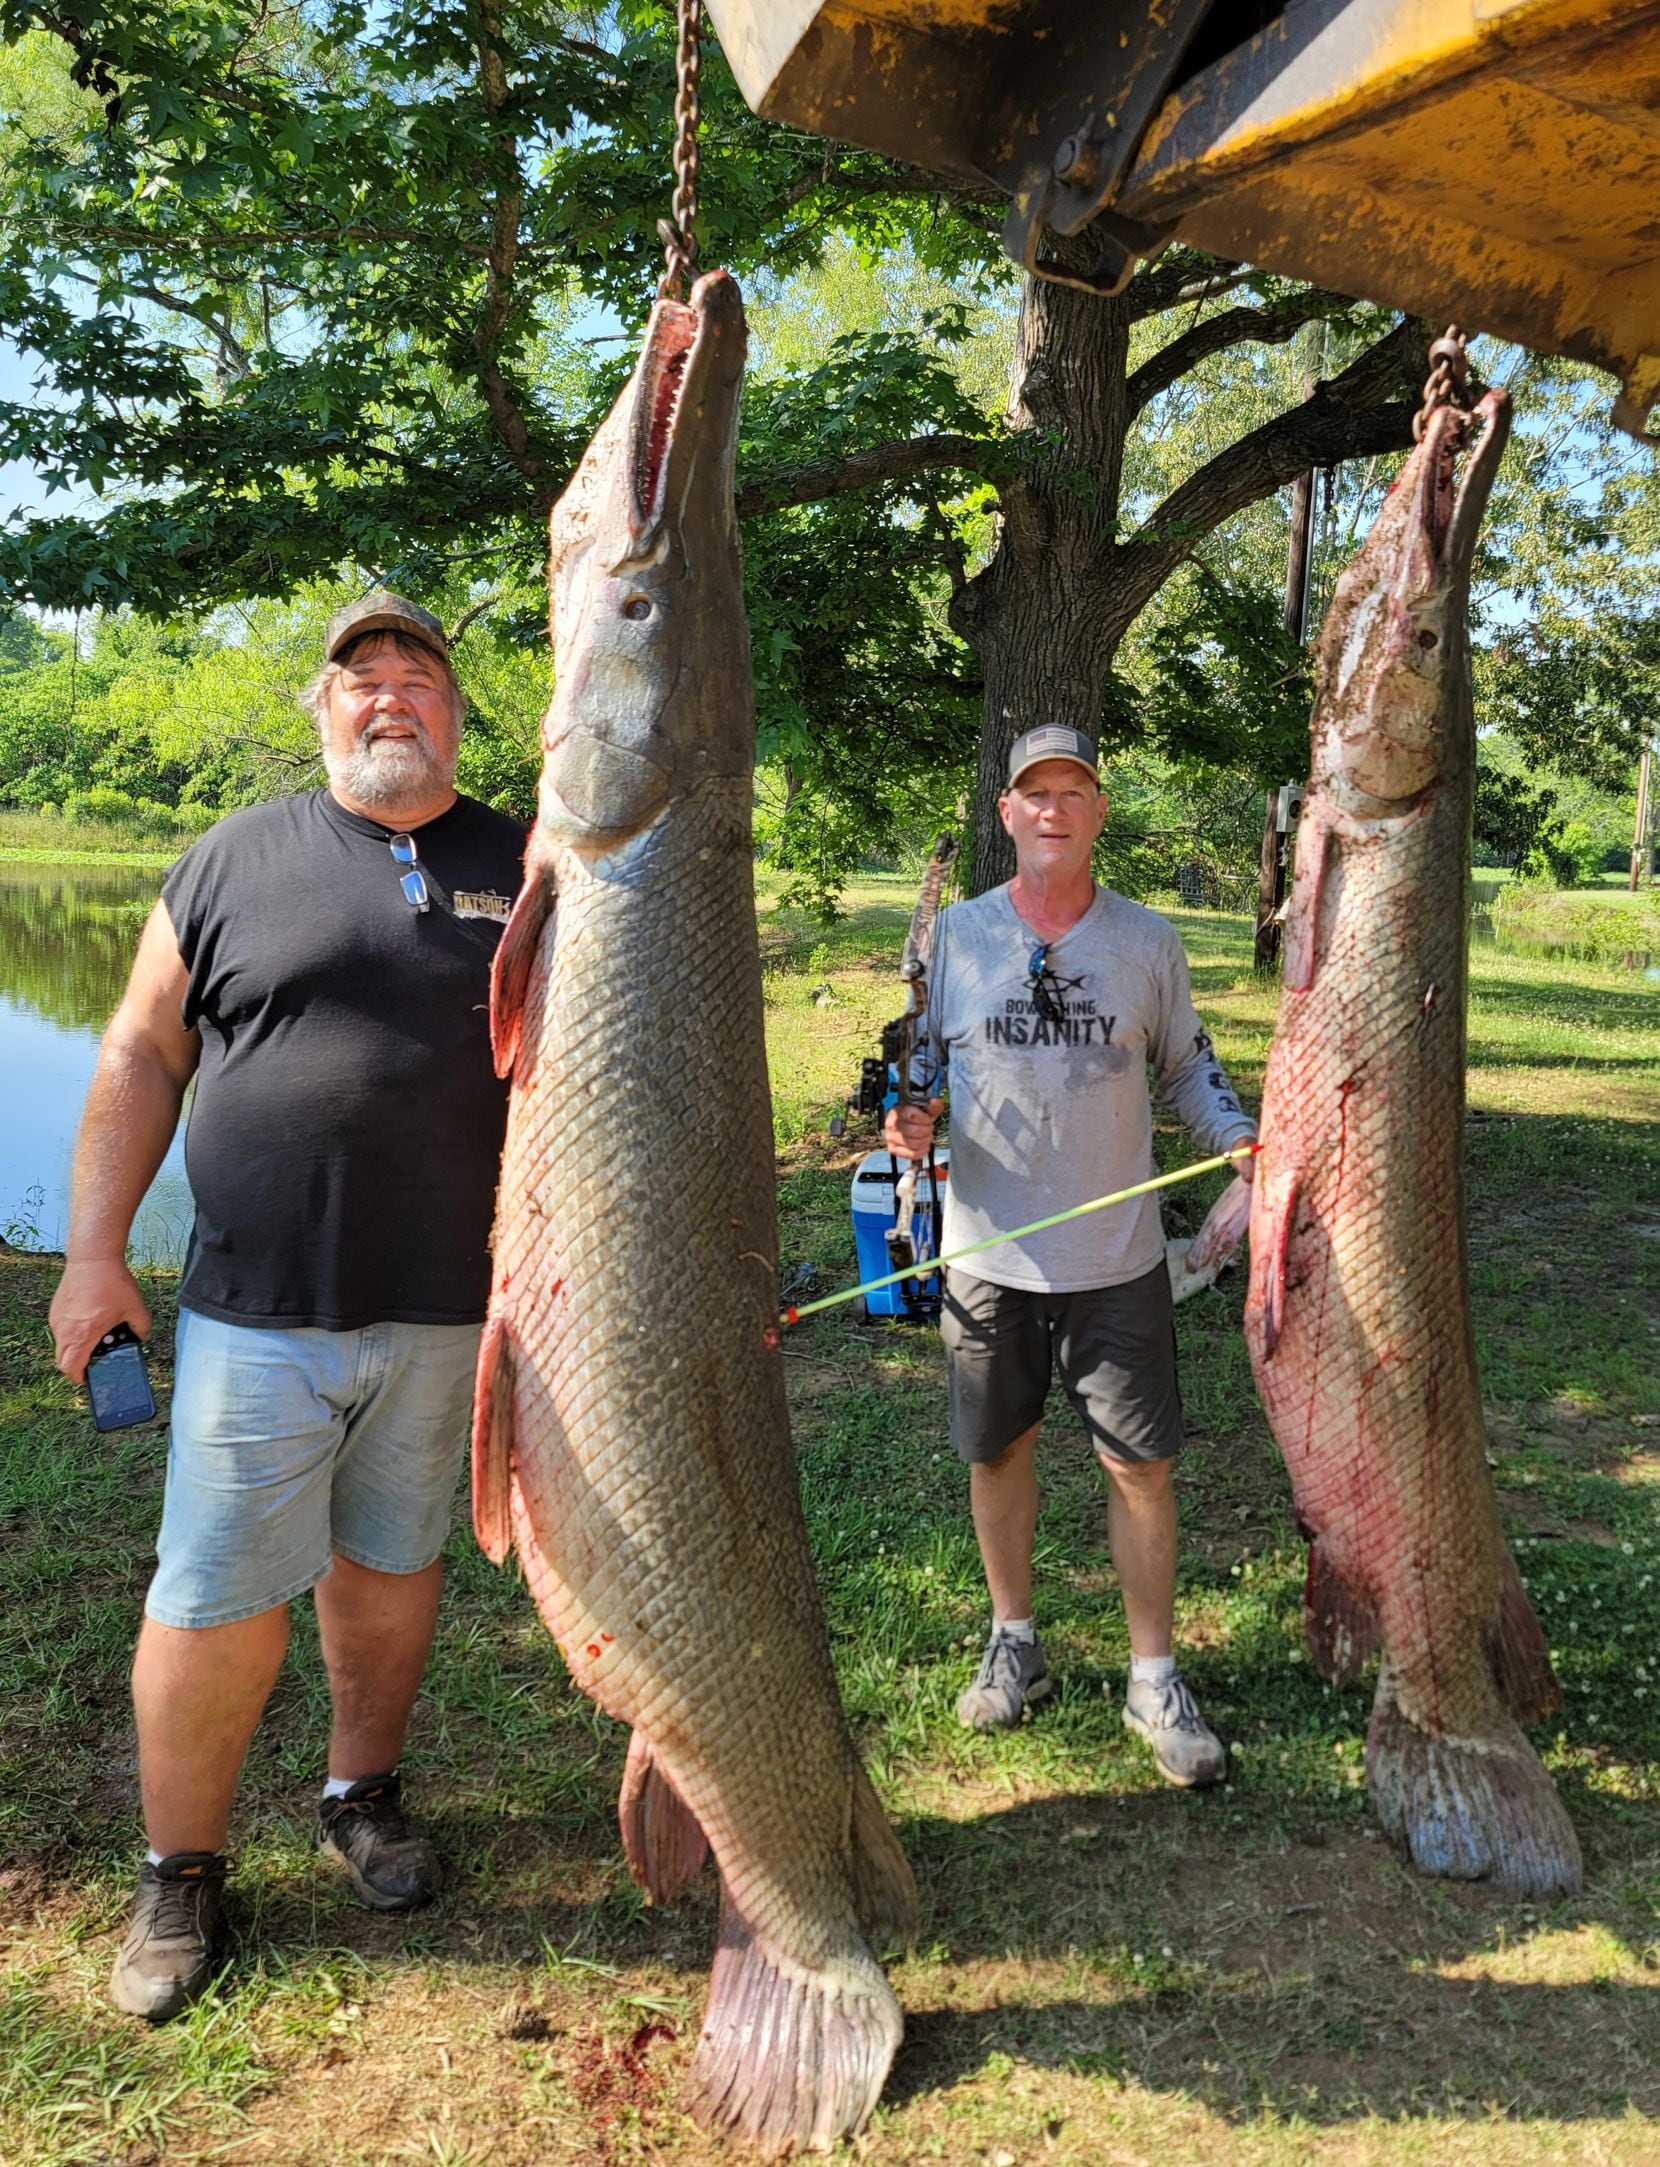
[656,0,701,301]
[1412,324,1471,441]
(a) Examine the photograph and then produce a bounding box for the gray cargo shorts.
[939,1261,1183,1466]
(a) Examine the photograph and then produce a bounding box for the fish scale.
[1246,387,1581,1897]
[472,269,916,2155]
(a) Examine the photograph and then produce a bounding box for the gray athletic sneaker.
[956,1628,1051,1731]
[1122,1669,1227,1788]
[317,1771,439,1911]
[109,1851,227,2022]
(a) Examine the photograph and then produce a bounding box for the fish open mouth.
[630,303,698,535]
[625,271,745,543]
[1416,390,1510,587]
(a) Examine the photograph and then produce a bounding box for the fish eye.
[622,597,653,621]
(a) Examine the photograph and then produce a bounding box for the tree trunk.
[946,250,1423,898]
[1254,459,1317,968]
[1632,737,1654,891]
[950,239,1130,895]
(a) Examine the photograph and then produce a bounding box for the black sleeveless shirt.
[162,790,526,1329]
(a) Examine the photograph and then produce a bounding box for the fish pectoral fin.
[618,1731,708,1903]
[848,1760,919,1945]
[686,1895,904,2156]
[470,1311,515,1566]
[1256,1172,1302,1359]
[1491,1550,1561,1725]
[489,858,555,1080]
[1302,1543,1379,1686]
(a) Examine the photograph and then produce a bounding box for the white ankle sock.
[145,1847,165,1866]
[994,1617,1036,1643]
[321,1776,356,1801]
[1130,1652,1177,1688]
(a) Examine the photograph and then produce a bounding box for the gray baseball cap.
[324,591,449,665]
[1006,724,1100,788]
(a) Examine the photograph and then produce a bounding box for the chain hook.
[1412,323,1471,442]
[656,0,702,303]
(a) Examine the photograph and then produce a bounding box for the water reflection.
[0,859,192,1265]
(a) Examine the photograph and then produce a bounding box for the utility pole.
[1254,459,1317,970]
[1632,737,1655,891]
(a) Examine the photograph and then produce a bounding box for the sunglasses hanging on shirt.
[388,832,429,913]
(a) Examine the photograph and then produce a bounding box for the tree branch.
[30,219,508,262]
[734,433,996,521]
[921,484,969,597]
[58,266,255,377]
[1126,293,1350,419]
[1103,319,1430,647]
[1122,250,1246,322]
[468,0,550,503]
[448,591,505,641]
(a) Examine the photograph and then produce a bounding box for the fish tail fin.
[1367,1662,1582,1899]
[1302,1542,1379,1685]
[618,1731,708,1903]
[1492,1549,1561,1723]
[490,849,555,1079]
[470,1311,515,1566]
[848,1759,919,1944]
[685,1899,903,2157]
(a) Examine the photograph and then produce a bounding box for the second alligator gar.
[474,268,918,2153]
[1246,387,1582,1897]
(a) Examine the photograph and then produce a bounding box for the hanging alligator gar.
[1244,385,1582,1898]
[474,268,918,2154]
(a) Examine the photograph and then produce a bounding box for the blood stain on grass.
[566,2019,679,2154]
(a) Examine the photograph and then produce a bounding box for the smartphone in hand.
[86,1322,158,1432]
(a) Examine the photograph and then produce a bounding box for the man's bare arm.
[48,899,200,1382]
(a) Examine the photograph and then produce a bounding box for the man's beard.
[323,718,455,813]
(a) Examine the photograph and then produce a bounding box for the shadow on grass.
[879,1784,1660,2128]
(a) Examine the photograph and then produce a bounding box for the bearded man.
[49,594,526,2021]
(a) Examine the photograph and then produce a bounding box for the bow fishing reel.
[830,1018,911,1137]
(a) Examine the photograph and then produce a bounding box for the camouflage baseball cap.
[1006,724,1100,788]
[324,591,449,665]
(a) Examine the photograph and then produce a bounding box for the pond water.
[0,859,191,1265]
[1469,907,1660,976]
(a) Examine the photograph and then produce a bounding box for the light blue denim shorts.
[145,1308,481,1630]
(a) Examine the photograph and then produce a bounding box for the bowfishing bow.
[831,833,956,1312]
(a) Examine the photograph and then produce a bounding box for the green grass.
[3,886,1658,2164]
[0,808,195,864]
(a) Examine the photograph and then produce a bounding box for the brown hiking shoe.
[109,1852,228,2022]
[317,1771,439,1911]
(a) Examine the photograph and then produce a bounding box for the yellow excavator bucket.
[702,0,1660,438]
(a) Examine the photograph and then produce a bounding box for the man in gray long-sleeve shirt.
[886,724,1255,1786]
